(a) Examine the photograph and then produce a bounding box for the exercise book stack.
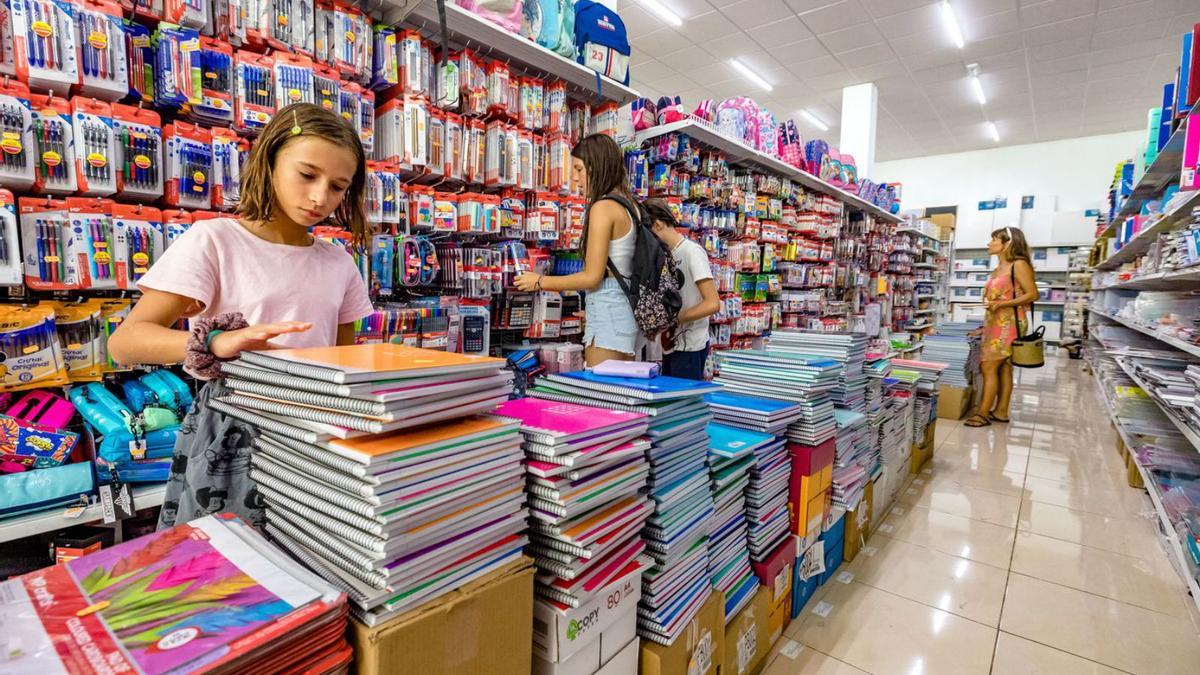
[892,360,946,440]
[921,333,977,388]
[704,390,804,435]
[707,423,767,622]
[210,344,527,627]
[492,398,651,611]
[526,370,722,646]
[714,349,841,445]
[864,354,891,415]
[769,331,870,412]
[831,409,876,511]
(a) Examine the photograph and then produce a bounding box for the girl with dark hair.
[514,134,641,366]
[107,103,375,528]
[965,226,1039,427]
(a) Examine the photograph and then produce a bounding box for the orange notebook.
[325,415,520,464]
[239,344,506,384]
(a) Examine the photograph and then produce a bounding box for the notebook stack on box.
[3,514,353,673]
[865,355,890,415]
[493,398,651,610]
[891,359,948,393]
[212,345,528,627]
[714,350,841,446]
[921,334,977,388]
[706,423,762,622]
[831,409,876,511]
[525,370,722,646]
[769,331,870,412]
[703,390,804,435]
[892,360,945,440]
[877,378,917,506]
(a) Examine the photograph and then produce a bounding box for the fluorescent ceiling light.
[941,1,964,49]
[987,122,1000,142]
[799,110,828,131]
[640,0,682,27]
[970,76,986,105]
[728,58,773,92]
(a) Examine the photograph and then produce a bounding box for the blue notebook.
[707,422,774,459]
[548,371,722,401]
[704,391,803,415]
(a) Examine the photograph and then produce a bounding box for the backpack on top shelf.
[574,0,630,85]
[534,0,577,58]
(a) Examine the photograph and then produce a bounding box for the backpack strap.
[593,194,640,292]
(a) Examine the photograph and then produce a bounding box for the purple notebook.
[592,360,659,379]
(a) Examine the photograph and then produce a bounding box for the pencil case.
[99,458,172,484]
[141,370,194,414]
[98,425,181,463]
[69,382,133,436]
[5,390,76,429]
[0,462,96,518]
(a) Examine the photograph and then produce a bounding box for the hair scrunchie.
[185,313,250,380]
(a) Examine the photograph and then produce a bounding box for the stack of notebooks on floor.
[893,359,946,439]
[213,345,528,627]
[218,344,514,439]
[706,422,762,623]
[2,513,352,673]
[864,355,890,415]
[921,333,978,388]
[704,390,804,435]
[769,331,870,412]
[831,409,876,511]
[878,379,917,506]
[526,370,721,645]
[493,397,651,610]
[714,350,841,445]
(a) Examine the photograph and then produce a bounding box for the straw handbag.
[1009,267,1044,368]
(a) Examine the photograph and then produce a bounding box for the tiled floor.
[762,355,1200,675]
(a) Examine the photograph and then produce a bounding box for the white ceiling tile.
[837,43,897,68]
[788,55,847,78]
[1020,0,1098,28]
[821,23,886,54]
[1024,15,1095,47]
[911,62,968,85]
[963,33,1025,61]
[903,49,967,72]
[721,0,796,30]
[630,47,656,66]
[973,48,1027,72]
[962,9,1020,40]
[783,0,841,13]
[734,49,784,73]
[633,59,679,83]
[1088,41,1165,68]
[1029,53,1089,75]
[657,45,720,71]
[1098,0,1148,7]
[655,0,718,19]
[873,3,943,37]
[678,11,740,43]
[1032,91,1086,109]
[621,5,666,38]
[956,0,1021,17]
[751,17,817,49]
[634,28,693,56]
[860,0,931,17]
[805,70,863,92]
[1091,20,1170,47]
[849,59,909,82]
[1089,57,1155,80]
[796,0,867,34]
[886,29,950,58]
[1094,0,1175,32]
[703,33,758,59]
[1028,36,1092,61]
[706,0,741,7]
[774,39,836,66]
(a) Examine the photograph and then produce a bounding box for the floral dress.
[982,269,1028,362]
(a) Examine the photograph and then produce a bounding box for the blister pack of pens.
[485,120,518,188]
[154,23,202,110]
[0,303,70,392]
[275,52,315,107]
[377,166,402,227]
[397,29,432,98]
[31,93,77,195]
[313,62,339,113]
[112,103,162,202]
[546,134,570,192]
[337,76,360,135]
[371,24,398,91]
[427,110,444,178]
[434,49,459,112]
[189,37,234,125]
[0,0,16,78]
[162,0,205,29]
[403,94,427,169]
[112,202,162,287]
[374,96,401,164]
[71,97,116,196]
[131,0,162,24]
[0,189,20,286]
[12,0,80,94]
[162,209,190,248]
[124,21,154,102]
[19,196,74,290]
[363,163,383,222]
[211,128,246,211]
[0,80,36,190]
[235,50,273,133]
[67,196,117,289]
[75,0,128,101]
[451,49,486,117]
[316,1,370,81]
[359,88,375,155]
[370,233,394,296]
[465,117,485,184]
[163,121,211,209]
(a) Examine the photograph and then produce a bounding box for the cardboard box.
[533,561,642,663]
[787,438,835,475]
[766,594,791,646]
[936,384,973,420]
[351,558,535,675]
[640,589,724,675]
[751,537,794,614]
[793,488,829,537]
[597,637,638,675]
[721,587,771,675]
[533,607,637,675]
[1127,453,1145,489]
[843,481,873,564]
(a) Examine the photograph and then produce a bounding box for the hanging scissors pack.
[396,234,439,287]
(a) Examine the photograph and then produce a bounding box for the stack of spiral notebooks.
[525,370,721,646]
[214,344,514,440]
[703,390,804,435]
[707,423,762,623]
[494,397,651,610]
[214,345,529,627]
[768,331,870,412]
[714,350,841,445]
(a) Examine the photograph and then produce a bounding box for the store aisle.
[763,356,1200,675]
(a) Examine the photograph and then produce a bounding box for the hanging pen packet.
[0,304,71,391]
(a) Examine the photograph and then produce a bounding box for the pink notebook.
[495,398,646,442]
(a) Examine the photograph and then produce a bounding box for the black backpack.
[598,195,684,338]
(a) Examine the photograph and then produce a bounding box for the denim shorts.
[583,278,639,356]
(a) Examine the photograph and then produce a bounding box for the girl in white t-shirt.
[108,104,374,529]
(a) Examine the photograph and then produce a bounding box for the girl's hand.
[514,272,542,292]
[209,322,312,359]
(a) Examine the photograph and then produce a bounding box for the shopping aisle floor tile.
[767,355,1200,674]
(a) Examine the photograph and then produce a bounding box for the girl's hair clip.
[291,108,302,136]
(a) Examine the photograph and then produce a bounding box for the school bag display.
[574,0,630,85]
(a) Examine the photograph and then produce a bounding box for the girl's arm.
[513,201,623,293]
[679,278,720,324]
[994,260,1039,308]
[108,288,312,366]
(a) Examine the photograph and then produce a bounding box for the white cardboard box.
[532,563,642,663]
[533,607,637,675]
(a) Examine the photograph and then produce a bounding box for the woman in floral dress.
[965,227,1039,427]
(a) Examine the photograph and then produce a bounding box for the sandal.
[988,413,1010,423]
[964,414,991,428]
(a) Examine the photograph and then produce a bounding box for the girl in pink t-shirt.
[108,104,374,530]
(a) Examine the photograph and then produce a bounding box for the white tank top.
[606,202,636,278]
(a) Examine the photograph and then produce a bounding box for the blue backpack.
[574,0,629,85]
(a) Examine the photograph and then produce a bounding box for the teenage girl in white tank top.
[514,134,641,366]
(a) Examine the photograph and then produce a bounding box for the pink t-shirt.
[138,218,374,348]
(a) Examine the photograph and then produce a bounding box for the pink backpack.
[458,0,524,33]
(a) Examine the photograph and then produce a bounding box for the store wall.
[875,131,1143,248]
